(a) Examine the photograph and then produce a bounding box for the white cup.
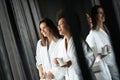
[57,58,65,66]
[102,46,108,55]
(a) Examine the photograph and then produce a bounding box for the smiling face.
[57,18,69,36]
[39,22,51,38]
[97,8,105,23]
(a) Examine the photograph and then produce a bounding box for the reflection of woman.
[35,18,62,80]
[86,13,93,28]
[54,10,85,80]
[86,5,119,80]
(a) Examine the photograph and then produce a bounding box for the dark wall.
[37,0,63,25]
[37,0,92,39]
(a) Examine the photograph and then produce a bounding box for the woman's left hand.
[46,71,53,79]
[105,45,110,53]
[54,58,59,64]
[65,60,72,68]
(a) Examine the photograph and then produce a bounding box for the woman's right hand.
[86,13,93,28]
[64,60,72,68]
[105,45,110,53]
[54,58,59,64]
[39,72,45,79]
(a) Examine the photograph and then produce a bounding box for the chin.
[59,32,63,35]
[43,34,47,37]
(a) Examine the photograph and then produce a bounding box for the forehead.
[40,22,47,27]
[97,8,104,12]
[58,18,66,23]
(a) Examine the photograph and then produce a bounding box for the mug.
[102,46,108,55]
[57,58,65,66]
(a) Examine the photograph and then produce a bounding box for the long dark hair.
[56,9,69,26]
[91,5,103,30]
[39,18,62,46]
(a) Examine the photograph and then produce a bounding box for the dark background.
[0,0,120,80]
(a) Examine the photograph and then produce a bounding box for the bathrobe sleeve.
[35,40,42,69]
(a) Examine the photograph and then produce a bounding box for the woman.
[54,10,82,80]
[86,5,119,80]
[35,18,62,80]
[54,9,96,80]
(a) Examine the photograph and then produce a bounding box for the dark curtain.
[0,25,13,80]
[0,0,41,79]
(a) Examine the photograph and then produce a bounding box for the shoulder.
[57,38,63,42]
[86,30,93,39]
[36,39,42,47]
[86,29,97,38]
[56,38,64,43]
[53,38,62,45]
[37,39,41,44]
[86,30,95,44]
[55,38,64,48]
[89,29,96,35]
[58,38,64,47]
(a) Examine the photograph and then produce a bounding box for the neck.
[65,32,71,43]
[97,22,104,29]
[64,33,71,50]
[47,35,54,47]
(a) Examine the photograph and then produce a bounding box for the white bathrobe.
[36,39,63,80]
[82,41,95,68]
[86,28,118,80]
[56,37,83,80]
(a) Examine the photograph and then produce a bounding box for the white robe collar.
[63,37,73,52]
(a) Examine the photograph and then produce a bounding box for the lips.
[42,32,47,36]
[59,29,62,32]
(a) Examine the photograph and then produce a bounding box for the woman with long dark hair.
[54,9,96,80]
[86,5,119,80]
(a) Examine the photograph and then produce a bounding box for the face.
[97,8,105,23]
[58,18,69,36]
[39,22,51,37]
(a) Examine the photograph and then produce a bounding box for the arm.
[38,64,45,79]
[86,13,93,28]
[54,58,59,65]
[54,58,72,67]
[46,71,53,79]
[35,40,45,79]
[61,60,72,68]
[100,45,111,59]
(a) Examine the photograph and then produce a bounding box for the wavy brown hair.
[39,18,62,46]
